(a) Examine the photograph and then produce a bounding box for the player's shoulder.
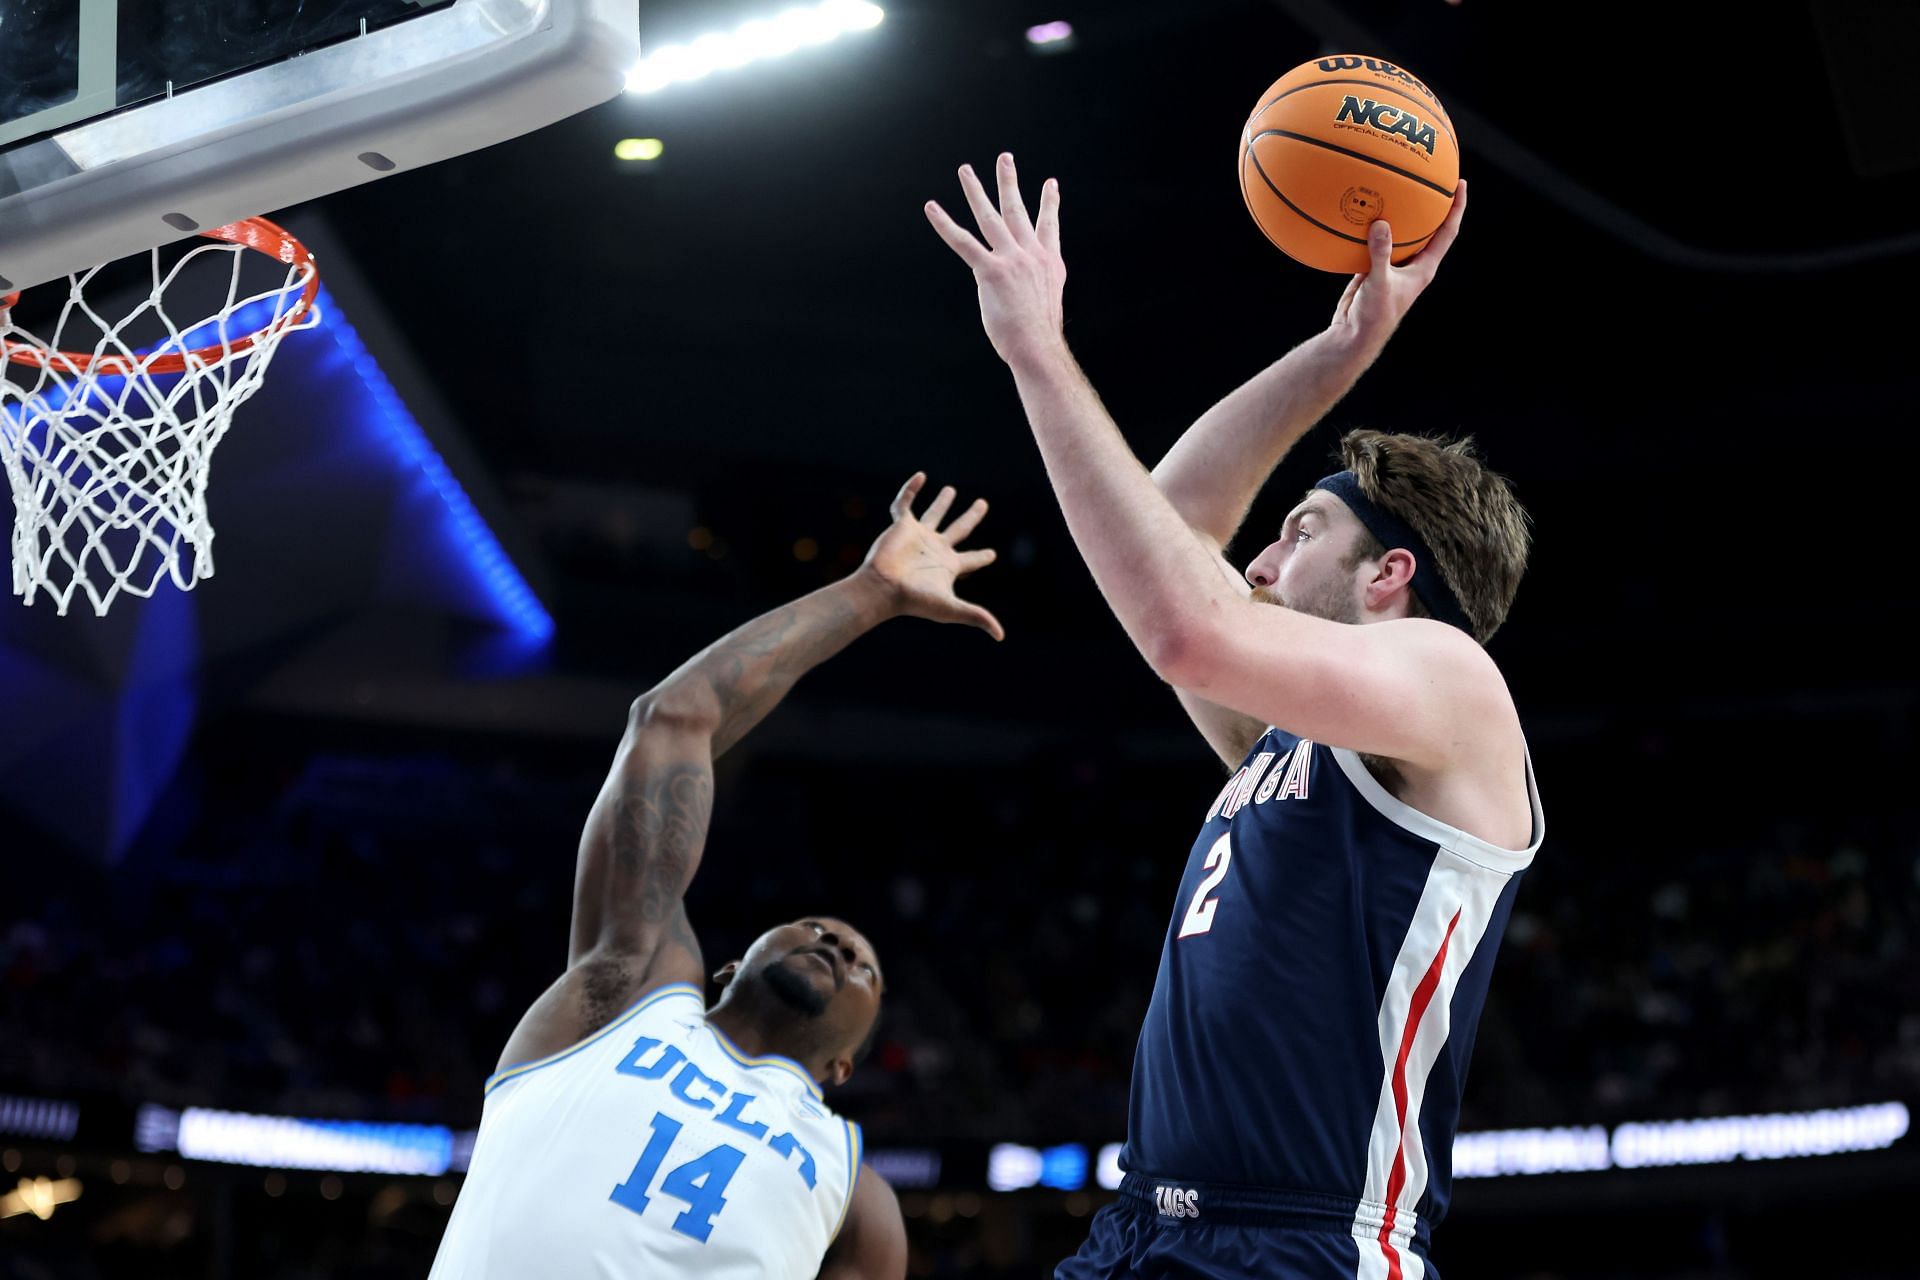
[1379,614,1505,670]
[488,974,706,1096]
[1384,616,1520,721]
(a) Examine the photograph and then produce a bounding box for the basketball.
[1239,55,1460,274]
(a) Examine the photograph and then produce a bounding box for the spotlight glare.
[627,0,884,94]
[775,5,839,47]
[626,65,670,94]
[614,138,665,162]
[1026,20,1074,45]
[671,42,717,82]
[735,17,798,59]
[827,0,885,30]
[633,41,692,92]
[691,32,750,73]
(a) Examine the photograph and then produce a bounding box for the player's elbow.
[628,684,722,737]
[1144,616,1221,690]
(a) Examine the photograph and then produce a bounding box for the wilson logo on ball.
[1316,56,1436,100]
[1333,96,1438,156]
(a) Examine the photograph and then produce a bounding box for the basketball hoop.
[0,217,321,616]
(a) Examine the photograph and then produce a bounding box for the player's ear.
[1368,547,1417,606]
[824,1053,854,1088]
[712,960,741,991]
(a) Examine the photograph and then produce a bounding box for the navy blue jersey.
[1120,727,1542,1277]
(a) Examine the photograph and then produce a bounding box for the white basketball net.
[0,233,320,616]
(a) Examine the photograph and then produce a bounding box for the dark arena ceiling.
[4,0,1918,819]
[300,0,1920,731]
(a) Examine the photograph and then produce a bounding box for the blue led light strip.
[306,284,553,642]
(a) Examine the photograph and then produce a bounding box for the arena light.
[0,1094,79,1142]
[614,137,665,162]
[134,1105,455,1176]
[1453,1125,1613,1179]
[986,1143,1043,1192]
[308,285,555,643]
[0,1176,82,1221]
[627,1,885,94]
[865,1147,943,1190]
[1453,1102,1911,1179]
[1610,1102,1910,1169]
[1038,1144,1089,1191]
[1025,20,1075,47]
[1095,1143,1124,1191]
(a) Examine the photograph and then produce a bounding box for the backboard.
[0,0,639,293]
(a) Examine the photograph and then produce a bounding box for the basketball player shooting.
[429,474,1004,1280]
[927,156,1541,1279]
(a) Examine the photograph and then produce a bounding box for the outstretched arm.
[497,476,1001,1071]
[569,471,1002,975]
[562,578,887,979]
[1151,192,1467,762]
[925,156,1496,770]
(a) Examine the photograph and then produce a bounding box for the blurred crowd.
[5,728,1916,1145]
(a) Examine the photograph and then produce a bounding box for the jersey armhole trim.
[484,982,705,1096]
[830,1120,863,1243]
[1328,744,1545,875]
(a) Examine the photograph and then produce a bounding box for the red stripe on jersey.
[1376,907,1462,1280]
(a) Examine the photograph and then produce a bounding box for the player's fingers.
[920,485,957,531]
[1366,220,1394,277]
[925,202,992,269]
[942,497,989,544]
[958,164,1013,249]
[956,547,998,576]
[1036,178,1062,254]
[957,600,1006,642]
[889,472,927,521]
[1413,179,1468,270]
[995,153,1035,241]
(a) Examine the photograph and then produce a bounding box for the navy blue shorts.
[1056,1177,1440,1280]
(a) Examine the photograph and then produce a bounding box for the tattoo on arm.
[610,764,714,923]
[665,906,702,970]
[691,586,869,758]
[573,578,886,969]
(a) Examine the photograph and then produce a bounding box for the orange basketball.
[1239,55,1460,274]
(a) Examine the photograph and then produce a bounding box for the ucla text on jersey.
[431,985,861,1280]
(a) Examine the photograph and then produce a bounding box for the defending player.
[429,473,1005,1280]
[928,157,1540,1278]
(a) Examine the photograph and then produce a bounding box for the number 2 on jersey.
[1177,832,1233,938]
[609,1110,745,1243]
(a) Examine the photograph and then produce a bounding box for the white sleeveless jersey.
[430,984,862,1280]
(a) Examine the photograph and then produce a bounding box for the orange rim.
[0,217,321,378]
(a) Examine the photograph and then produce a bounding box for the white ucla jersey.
[430,983,862,1280]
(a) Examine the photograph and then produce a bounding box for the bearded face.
[1245,498,1370,625]
[716,918,885,1079]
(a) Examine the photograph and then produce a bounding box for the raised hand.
[1330,179,1468,349]
[859,472,1005,641]
[924,152,1066,371]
